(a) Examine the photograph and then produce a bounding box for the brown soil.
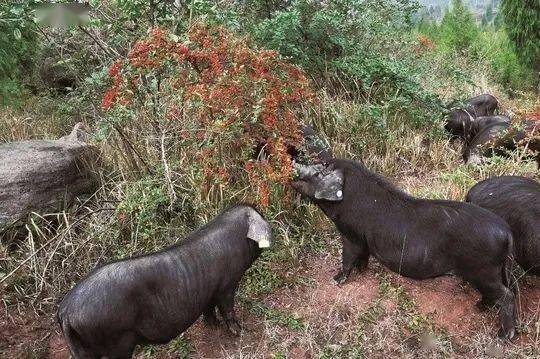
[0,309,62,358]
[264,253,379,321]
[2,254,540,358]
[393,274,490,337]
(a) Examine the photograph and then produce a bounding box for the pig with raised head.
[295,124,333,163]
[57,204,272,358]
[467,176,540,276]
[291,159,516,339]
[254,124,333,164]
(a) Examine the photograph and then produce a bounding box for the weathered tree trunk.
[0,123,98,233]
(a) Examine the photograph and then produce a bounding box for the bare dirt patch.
[185,311,270,359]
[48,333,70,359]
[0,308,60,358]
[514,276,540,346]
[2,254,540,358]
[264,253,379,322]
[393,274,492,337]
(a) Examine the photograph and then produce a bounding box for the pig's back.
[58,218,257,343]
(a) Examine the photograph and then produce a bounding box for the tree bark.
[0,123,98,233]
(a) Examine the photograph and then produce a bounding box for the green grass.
[246,300,307,331]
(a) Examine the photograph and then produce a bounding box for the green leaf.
[13,28,21,40]
[10,6,24,16]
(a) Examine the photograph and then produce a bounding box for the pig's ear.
[314,168,344,201]
[247,210,272,248]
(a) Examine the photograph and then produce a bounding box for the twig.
[37,212,70,294]
[113,125,154,175]
[0,208,113,284]
[160,130,177,209]
[77,25,120,57]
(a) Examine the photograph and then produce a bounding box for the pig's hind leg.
[106,332,138,359]
[203,305,219,326]
[464,267,516,340]
[61,320,100,359]
[217,286,241,336]
[64,338,99,359]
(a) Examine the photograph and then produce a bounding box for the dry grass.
[1,82,539,358]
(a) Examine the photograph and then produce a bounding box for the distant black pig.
[463,122,509,164]
[467,115,511,142]
[467,93,499,117]
[57,204,272,358]
[464,119,539,166]
[291,159,516,339]
[444,108,475,139]
[466,176,540,276]
[445,94,499,139]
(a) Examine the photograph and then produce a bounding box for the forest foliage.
[500,0,540,72]
[1,0,538,232]
[1,0,539,311]
[418,0,537,91]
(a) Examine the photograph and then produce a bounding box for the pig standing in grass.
[464,119,539,166]
[467,176,540,276]
[445,94,499,139]
[57,204,272,358]
[291,159,516,340]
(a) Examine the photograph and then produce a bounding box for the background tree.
[481,1,494,26]
[0,1,38,106]
[500,0,540,75]
[439,0,478,52]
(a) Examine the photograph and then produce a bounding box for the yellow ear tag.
[258,237,271,248]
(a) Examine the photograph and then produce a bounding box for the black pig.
[296,124,333,163]
[464,119,539,166]
[467,115,511,142]
[291,159,516,339]
[254,124,333,164]
[467,93,499,117]
[57,204,272,358]
[466,176,540,275]
[445,94,499,139]
[444,108,475,139]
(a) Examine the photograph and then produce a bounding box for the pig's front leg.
[333,235,369,285]
[217,288,241,336]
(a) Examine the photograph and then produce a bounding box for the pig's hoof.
[497,327,516,341]
[475,299,494,312]
[226,320,242,337]
[204,315,219,326]
[333,272,348,285]
[475,300,487,312]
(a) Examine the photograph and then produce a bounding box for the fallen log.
[0,123,98,233]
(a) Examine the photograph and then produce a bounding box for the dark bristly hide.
[463,119,539,166]
[254,124,333,164]
[57,204,272,359]
[291,159,516,340]
[445,94,499,139]
[463,121,511,164]
[467,94,499,117]
[467,115,511,142]
[467,176,540,276]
